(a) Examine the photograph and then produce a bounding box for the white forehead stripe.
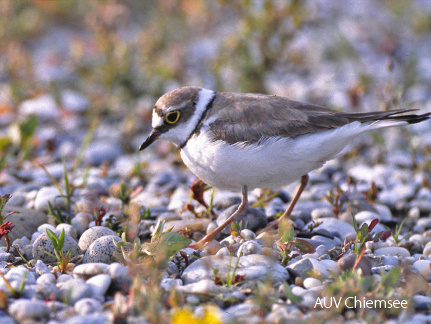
[152,110,164,128]
[159,88,215,147]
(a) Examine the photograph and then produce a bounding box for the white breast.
[180,121,386,192]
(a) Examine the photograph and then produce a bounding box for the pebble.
[34,186,67,212]
[308,259,340,278]
[337,254,372,275]
[59,278,94,304]
[74,263,109,277]
[78,226,118,251]
[86,274,112,297]
[74,298,103,315]
[238,240,263,256]
[18,94,59,120]
[177,279,227,295]
[374,247,411,258]
[216,205,267,234]
[163,218,212,233]
[413,260,431,280]
[82,235,122,264]
[1,205,48,245]
[303,277,322,289]
[307,218,354,239]
[71,212,93,236]
[182,255,289,284]
[287,258,314,278]
[9,299,50,322]
[83,141,124,165]
[32,232,81,263]
[57,223,78,239]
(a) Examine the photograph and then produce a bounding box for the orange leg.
[261,174,309,232]
[188,185,248,250]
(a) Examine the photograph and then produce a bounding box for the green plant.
[113,220,190,266]
[45,228,73,274]
[2,115,38,161]
[347,217,391,270]
[277,219,315,266]
[213,251,245,288]
[391,217,409,244]
[325,186,348,218]
[36,157,76,215]
[0,194,18,252]
[0,271,28,298]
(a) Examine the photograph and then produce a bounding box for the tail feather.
[343,109,431,125]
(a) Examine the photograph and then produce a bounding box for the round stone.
[82,235,121,264]
[78,226,117,251]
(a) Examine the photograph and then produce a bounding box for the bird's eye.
[165,111,180,124]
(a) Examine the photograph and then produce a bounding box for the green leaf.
[46,228,59,250]
[284,282,302,304]
[357,223,369,241]
[145,232,191,260]
[381,266,401,292]
[293,238,316,254]
[278,218,294,242]
[359,275,374,292]
[57,229,66,251]
[19,115,38,141]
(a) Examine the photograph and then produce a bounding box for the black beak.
[139,129,160,151]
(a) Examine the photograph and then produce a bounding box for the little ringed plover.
[140,86,431,249]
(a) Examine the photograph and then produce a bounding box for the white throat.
[157,88,215,147]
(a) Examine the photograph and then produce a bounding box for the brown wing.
[204,92,425,144]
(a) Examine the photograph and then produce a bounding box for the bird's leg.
[261,174,309,232]
[188,185,248,250]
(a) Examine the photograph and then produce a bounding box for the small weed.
[341,217,391,269]
[252,189,281,208]
[277,219,315,266]
[45,228,73,274]
[113,220,190,266]
[325,186,349,218]
[0,194,18,252]
[35,158,76,214]
[361,181,381,204]
[391,217,409,244]
[213,251,244,288]
[230,220,245,239]
[46,201,71,225]
[0,271,28,298]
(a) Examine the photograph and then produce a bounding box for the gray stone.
[86,274,111,296]
[74,298,103,315]
[287,258,313,278]
[0,206,48,245]
[59,278,93,304]
[9,299,50,322]
[74,263,109,277]
[78,226,117,251]
[82,235,121,264]
[64,314,109,324]
[182,255,289,284]
[84,141,123,165]
[32,232,81,263]
[217,205,267,234]
[34,186,67,212]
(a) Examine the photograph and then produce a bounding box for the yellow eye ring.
[165,111,180,124]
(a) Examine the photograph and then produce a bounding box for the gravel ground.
[0,1,431,323]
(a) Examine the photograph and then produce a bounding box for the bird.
[139,86,430,249]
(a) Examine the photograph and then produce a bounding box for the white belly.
[180,122,373,192]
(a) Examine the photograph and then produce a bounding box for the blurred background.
[0,0,430,168]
